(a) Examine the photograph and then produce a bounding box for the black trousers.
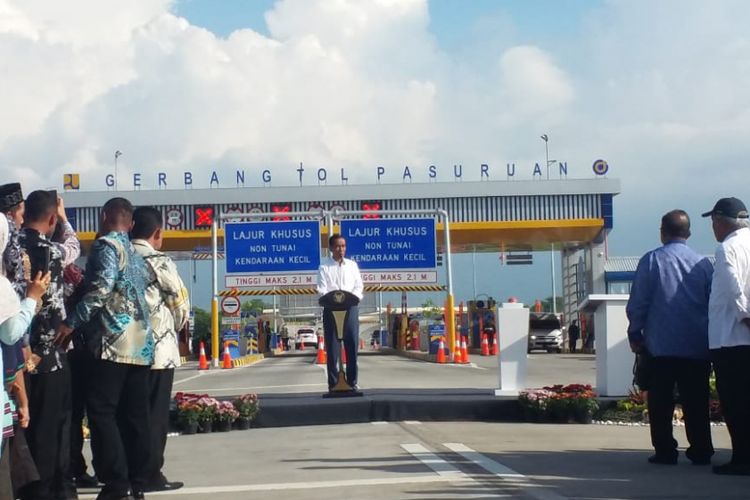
[68,348,94,478]
[87,360,151,494]
[147,368,174,484]
[21,367,72,500]
[712,346,750,464]
[323,306,359,389]
[647,356,713,459]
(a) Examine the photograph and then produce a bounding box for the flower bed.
[174,392,260,433]
[519,384,599,424]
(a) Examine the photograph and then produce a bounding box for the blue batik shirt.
[66,231,153,365]
[626,240,713,360]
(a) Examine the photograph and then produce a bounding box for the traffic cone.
[299,339,305,351]
[481,333,490,356]
[198,341,209,370]
[453,338,462,364]
[222,341,233,369]
[461,336,470,364]
[491,334,499,356]
[436,338,446,364]
[342,346,347,365]
[315,336,327,364]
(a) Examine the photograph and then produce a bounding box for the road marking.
[172,383,327,393]
[401,443,468,478]
[77,475,473,498]
[443,443,566,500]
[172,373,205,386]
[371,421,389,425]
[403,420,422,425]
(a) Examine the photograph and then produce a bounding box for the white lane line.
[171,383,327,393]
[77,475,472,497]
[443,443,566,500]
[401,443,468,478]
[172,373,205,386]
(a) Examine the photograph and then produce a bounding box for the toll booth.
[467,299,497,349]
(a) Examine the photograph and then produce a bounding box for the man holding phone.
[19,190,78,499]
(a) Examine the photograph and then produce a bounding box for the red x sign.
[362,202,381,219]
[272,204,291,221]
[194,206,214,227]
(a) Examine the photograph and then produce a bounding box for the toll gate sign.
[341,218,437,273]
[224,220,321,274]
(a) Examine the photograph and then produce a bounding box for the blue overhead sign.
[225,220,321,274]
[340,218,436,270]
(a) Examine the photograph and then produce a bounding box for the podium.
[319,290,362,398]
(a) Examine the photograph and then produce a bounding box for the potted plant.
[232,393,260,430]
[215,401,239,432]
[197,396,219,433]
[518,389,554,422]
[175,400,201,434]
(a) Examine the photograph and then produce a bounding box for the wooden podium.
[319,290,362,398]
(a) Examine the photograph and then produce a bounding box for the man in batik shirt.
[19,190,79,500]
[57,197,153,500]
[130,207,189,493]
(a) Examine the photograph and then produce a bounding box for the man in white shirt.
[317,234,363,391]
[703,197,750,476]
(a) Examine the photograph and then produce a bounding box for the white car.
[528,313,564,353]
[295,328,318,349]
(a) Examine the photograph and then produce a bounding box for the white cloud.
[0,0,748,255]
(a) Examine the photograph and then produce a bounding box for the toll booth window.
[194,206,214,227]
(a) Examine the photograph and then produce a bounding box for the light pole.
[114,150,122,190]
[540,134,557,180]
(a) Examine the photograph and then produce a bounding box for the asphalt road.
[172,352,598,397]
[77,421,745,499]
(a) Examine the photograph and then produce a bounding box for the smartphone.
[32,246,51,277]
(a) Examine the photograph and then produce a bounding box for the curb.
[231,354,266,368]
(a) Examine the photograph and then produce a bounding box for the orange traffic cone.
[198,341,209,370]
[342,346,347,365]
[461,337,470,364]
[481,334,490,356]
[315,336,327,364]
[222,341,233,369]
[453,338,462,364]
[436,338,446,364]
[491,334,499,356]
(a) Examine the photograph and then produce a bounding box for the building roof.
[605,255,715,276]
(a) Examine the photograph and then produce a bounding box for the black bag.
[633,349,653,391]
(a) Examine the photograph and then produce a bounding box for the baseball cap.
[701,197,749,218]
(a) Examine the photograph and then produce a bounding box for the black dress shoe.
[648,453,678,465]
[143,480,183,492]
[713,462,750,475]
[75,472,100,488]
[95,487,134,500]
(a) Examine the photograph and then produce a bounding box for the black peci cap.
[0,183,23,212]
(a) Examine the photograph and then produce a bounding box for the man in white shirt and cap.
[703,197,750,476]
[316,234,363,392]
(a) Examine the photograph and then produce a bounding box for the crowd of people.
[0,184,190,500]
[627,197,750,476]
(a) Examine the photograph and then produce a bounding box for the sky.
[2,0,749,309]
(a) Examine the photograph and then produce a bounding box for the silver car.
[528,313,564,353]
